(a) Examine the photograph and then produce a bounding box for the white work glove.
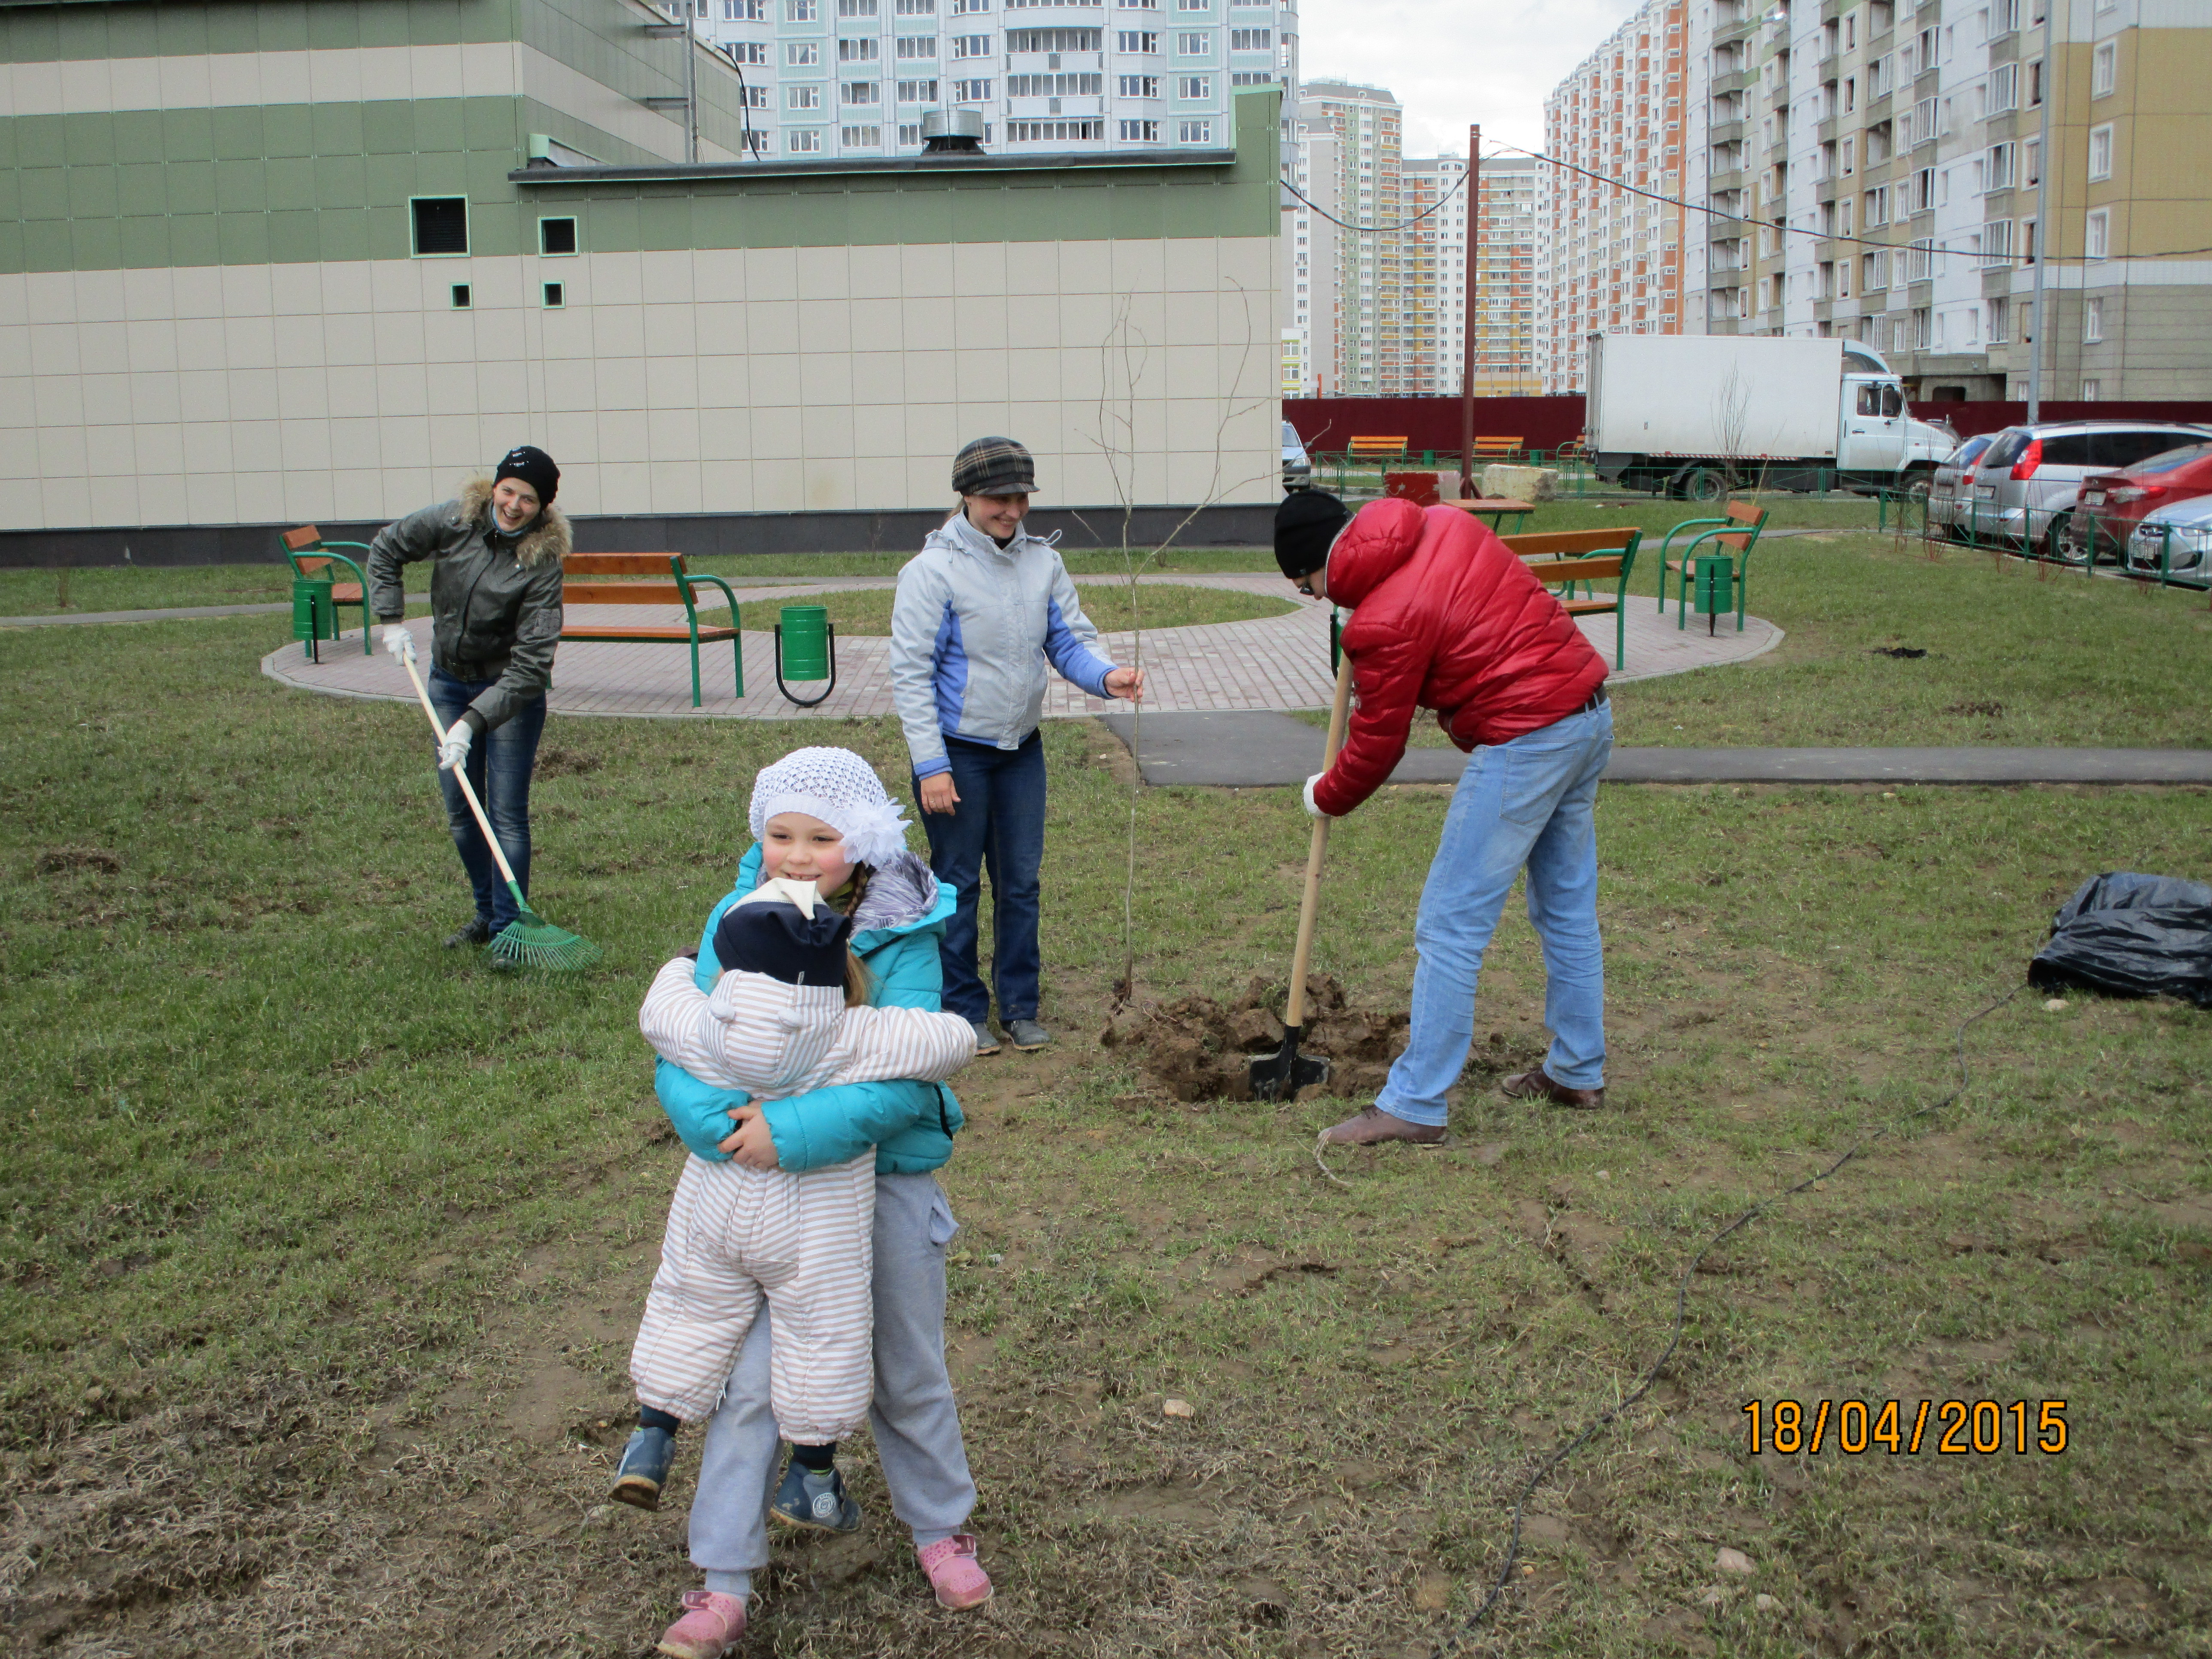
[438,719,473,772]
[1302,773,1334,819]
[380,624,416,665]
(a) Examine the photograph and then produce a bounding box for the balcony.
[1710,119,1744,146]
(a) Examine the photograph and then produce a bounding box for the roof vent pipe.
[921,108,985,154]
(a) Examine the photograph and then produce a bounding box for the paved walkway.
[259,573,1784,719]
[1093,711,2212,786]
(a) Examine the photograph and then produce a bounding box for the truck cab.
[1838,341,1908,478]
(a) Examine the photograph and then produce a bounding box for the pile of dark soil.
[1100,975,1408,1102]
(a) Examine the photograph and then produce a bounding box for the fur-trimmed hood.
[457,475,572,568]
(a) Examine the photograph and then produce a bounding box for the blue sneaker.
[611,1425,676,1510]
[769,1460,863,1534]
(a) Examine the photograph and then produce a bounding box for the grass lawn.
[2,533,2209,1656]
[757,580,1296,637]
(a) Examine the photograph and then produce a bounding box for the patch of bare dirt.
[1097,975,1408,1102]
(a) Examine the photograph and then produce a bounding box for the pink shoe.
[916,1533,994,1610]
[656,1589,746,1659]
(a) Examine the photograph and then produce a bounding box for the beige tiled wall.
[0,235,1279,530]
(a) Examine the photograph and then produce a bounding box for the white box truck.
[1586,334,1951,500]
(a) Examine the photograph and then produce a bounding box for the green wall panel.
[19,166,65,219]
[71,216,119,268]
[165,161,216,215]
[117,214,170,267]
[266,155,315,210]
[117,162,166,216]
[162,109,216,163]
[67,164,117,219]
[114,110,165,165]
[264,105,314,159]
[64,111,114,166]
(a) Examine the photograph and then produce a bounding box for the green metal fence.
[1931,497,2211,590]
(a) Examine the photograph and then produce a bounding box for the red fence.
[1284,397,1585,457]
[1284,395,2212,456]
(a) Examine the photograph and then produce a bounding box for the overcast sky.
[1298,0,1649,158]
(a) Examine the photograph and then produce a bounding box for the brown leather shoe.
[1317,1107,1448,1147]
[1500,1068,1605,1110]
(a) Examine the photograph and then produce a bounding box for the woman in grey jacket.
[887,438,1143,1053]
[367,446,567,950]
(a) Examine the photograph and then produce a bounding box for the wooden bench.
[1500,528,1643,669]
[1440,496,1537,532]
[1348,435,1410,463]
[1472,435,1525,464]
[282,525,374,656]
[1654,501,1768,632]
[559,553,744,707]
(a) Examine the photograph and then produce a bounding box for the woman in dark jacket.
[368,446,568,949]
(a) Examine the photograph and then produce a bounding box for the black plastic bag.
[2029,872,2212,1008]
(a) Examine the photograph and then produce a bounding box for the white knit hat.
[747,747,912,869]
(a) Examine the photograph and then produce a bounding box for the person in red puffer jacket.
[1274,490,1616,1143]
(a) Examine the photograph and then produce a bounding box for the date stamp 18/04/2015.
[1743,1399,2069,1457]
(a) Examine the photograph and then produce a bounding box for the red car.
[2068,441,2212,562]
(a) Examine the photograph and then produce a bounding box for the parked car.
[1282,420,1311,491]
[2122,492,2212,582]
[1966,421,2212,556]
[2061,441,2212,563]
[1926,432,1994,535]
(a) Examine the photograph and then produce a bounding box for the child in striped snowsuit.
[622,874,976,1527]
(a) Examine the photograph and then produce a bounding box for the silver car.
[1926,432,1993,535]
[2123,493,2212,582]
[1282,420,1312,491]
[1965,420,2212,556]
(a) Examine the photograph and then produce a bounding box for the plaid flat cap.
[951,436,1036,498]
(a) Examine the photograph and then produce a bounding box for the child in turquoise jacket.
[646,747,993,1653]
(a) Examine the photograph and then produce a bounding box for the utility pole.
[2026,0,2054,419]
[1458,124,1481,499]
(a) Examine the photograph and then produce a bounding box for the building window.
[1981,217,2012,265]
[2084,295,2104,341]
[1006,118,1104,141]
[2081,377,2101,399]
[786,0,817,17]
[1230,68,1270,84]
[1175,30,1209,53]
[1986,141,2013,190]
[838,36,880,58]
[1176,74,1210,98]
[542,280,564,308]
[787,84,822,108]
[728,40,769,63]
[837,0,878,13]
[786,41,819,63]
[896,0,936,12]
[450,283,471,309]
[1178,118,1212,142]
[1118,73,1159,95]
[539,216,578,255]
[950,0,990,11]
[1987,297,2008,340]
[410,196,468,257]
[952,76,993,99]
[841,123,882,146]
[1990,63,2018,112]
[2092,41,2115,96]
[950,31,991,55]
[899,121,921,144]
[740,82,771,106]
[723,0,770,17]
[1118,28,1158,50]
[1120,117,1159,140]
[1008,71,1102,93]
[2087,123,2112,181]
[896,33,936,55]
[2086,208,2109,259]
[842,80,881,103]
[788,128,823,151]
[1228,26,1270,49]
[897,77,939,100]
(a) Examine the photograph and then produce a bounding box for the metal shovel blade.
[1249,1025,1331,1102]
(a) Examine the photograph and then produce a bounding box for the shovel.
[1251,653,1355,1101]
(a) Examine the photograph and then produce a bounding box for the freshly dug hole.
[1099,975,1409,1102]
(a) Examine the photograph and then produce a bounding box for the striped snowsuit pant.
[629,1150,877,1445]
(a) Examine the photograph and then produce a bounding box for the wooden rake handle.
[1284,653,1355,1032]
[397,647,527,894]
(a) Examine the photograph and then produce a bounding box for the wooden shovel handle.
[1284,653,1355,1031]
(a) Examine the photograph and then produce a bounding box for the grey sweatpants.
[688,1172,977,1574]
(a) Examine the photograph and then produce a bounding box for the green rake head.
[488,907,602,972]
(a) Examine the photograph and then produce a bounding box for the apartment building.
[1681,0,2211,401]
[1292,79,1403,395]
[687,0,1299,160]
[1535,0,1689,392]
[1395,152,1539,395]
[1281,112,1337,392]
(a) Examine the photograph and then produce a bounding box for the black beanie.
[494,444,560,506]
[713,898,854,988]
[1275,489,1349,580]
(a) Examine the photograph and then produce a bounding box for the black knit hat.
[951,436,1036,498]
[494,444,560,506]
[1275,489,1349,580]
[713,897,855,988]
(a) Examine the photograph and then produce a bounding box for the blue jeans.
[1375,702,1613,1125]
[914,732,1045,1024]
[427,666,546,932]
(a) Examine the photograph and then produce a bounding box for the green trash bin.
[774,604,838,707]
[1692,553,1735,636]
[292,576,335,661]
